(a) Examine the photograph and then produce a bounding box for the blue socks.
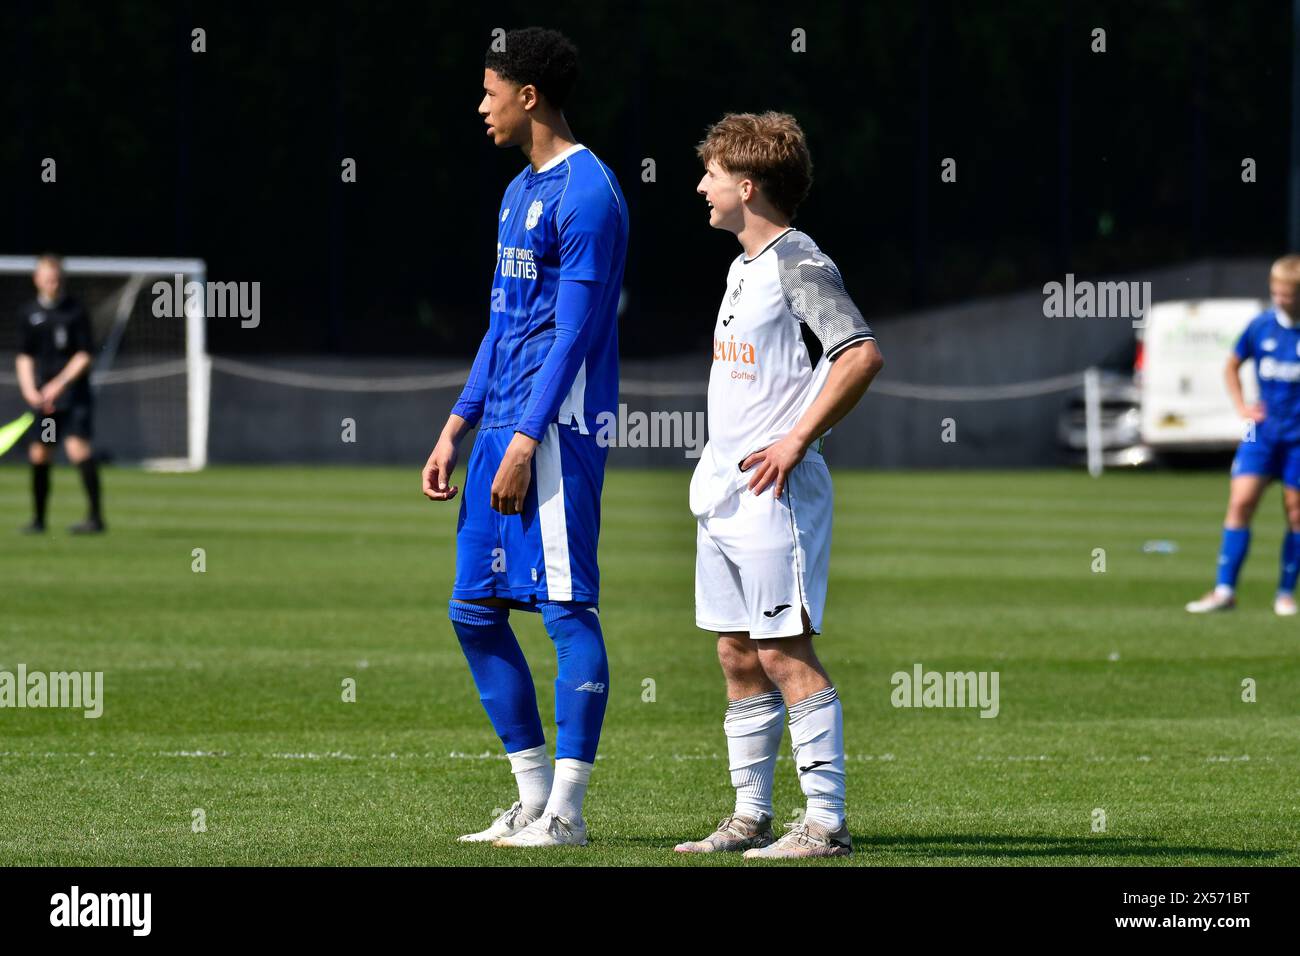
[449,600,545,753]
[449,600,610,765]
[540,602,609,763]
[1215,527,1251,591]
[1211,526,1300,595]
[1280,531,1300,594]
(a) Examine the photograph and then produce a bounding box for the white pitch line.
[0,750,1269,763]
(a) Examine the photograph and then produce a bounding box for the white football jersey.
[689,228,875,518]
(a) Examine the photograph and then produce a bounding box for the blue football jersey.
[1235,307,1300,442]
[452,144,628,440]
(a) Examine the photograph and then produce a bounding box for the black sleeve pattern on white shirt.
[775,233,874,360]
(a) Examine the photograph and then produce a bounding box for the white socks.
[544,757,593,822]
[507,748,592,823]
[507,689,845,832]
[788,686,846,830]
[724,690,786,821]
[507,744,553,814]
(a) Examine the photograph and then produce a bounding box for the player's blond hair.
[1271,254,1300,285]
[696,112,813,220]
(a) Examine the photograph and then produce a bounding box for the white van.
[1139,299,1266,451]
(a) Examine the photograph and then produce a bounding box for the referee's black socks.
[32,462,50,526]
[77,458,103,523]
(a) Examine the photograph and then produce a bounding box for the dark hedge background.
[1,0,1289,358]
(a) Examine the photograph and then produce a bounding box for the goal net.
[0,256,210,470]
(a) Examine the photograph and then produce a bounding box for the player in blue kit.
[421,27,628,847]
[1187,256,1300,615]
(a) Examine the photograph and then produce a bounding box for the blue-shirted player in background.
[421,27,628,847]
[1187,255,1300,616]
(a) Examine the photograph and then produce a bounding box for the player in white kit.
[674,113,884,859]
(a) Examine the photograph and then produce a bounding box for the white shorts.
[694,457,833,639]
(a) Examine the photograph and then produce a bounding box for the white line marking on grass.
[448,750,507,760]
[0,750,1271,764]
[670,753,898,762]
[164,750,228,757]
[974,754,1051,762]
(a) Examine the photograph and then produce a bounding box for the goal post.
[0,255,210,471]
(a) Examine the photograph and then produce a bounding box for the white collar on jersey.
[533,142,587,174]
[1276,306,1296,328]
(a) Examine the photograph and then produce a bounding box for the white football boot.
[458,801,541,843]
[742,818,852,859]
[492,811,587,848]
[1275,593,1298,616]
[674,813,775,853]
[1185,588,1236,613]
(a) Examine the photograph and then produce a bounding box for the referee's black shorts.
[27,402,94,443]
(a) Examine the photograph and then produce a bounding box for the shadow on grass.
[601,833,1281,863]
[854,833,1281,861]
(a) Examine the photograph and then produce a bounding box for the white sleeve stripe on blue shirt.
[554,161,573,229]
[592,157,621,212]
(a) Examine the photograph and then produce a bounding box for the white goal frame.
[0,254,210,470]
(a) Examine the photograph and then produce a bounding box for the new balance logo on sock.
[575,681,606,694]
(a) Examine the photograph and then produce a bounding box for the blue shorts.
[452,423,607,607]
[1231,434,1300,489]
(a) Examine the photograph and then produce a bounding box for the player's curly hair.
[696,112,814,220]
[485,27,580,110]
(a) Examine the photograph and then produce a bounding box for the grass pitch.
[0,463,1297,866]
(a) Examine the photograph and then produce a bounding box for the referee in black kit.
[14,253,105,534]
